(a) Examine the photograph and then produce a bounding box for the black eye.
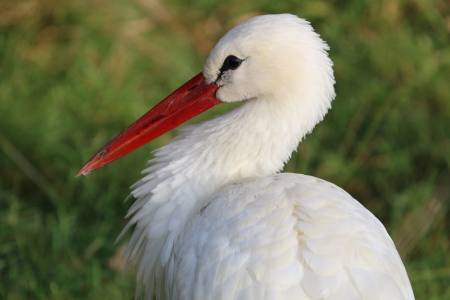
[220,55,242,72]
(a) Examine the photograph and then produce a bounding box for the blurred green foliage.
[1,0,449,299]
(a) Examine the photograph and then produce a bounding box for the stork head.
[77,14,335,176]
[204,14,335,105]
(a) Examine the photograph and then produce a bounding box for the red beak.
[76,72,221,176]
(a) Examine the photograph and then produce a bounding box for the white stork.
[78,14,414,300]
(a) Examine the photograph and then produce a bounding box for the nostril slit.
[188,84,199,91]
[150,115,165,124]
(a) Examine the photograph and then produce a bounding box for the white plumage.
[95,14,414,299]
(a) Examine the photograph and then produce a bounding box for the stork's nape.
[78,14,414,300]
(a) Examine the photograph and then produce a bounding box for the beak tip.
[76,164,93,177]
[75,169,87,178]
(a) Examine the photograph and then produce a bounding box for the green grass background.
[1,0,449,299]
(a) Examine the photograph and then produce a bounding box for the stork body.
[79,14,414,299]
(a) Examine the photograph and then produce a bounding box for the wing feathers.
[173,174,413,299]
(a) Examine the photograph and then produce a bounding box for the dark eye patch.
[215,55,243,83]
[220,55,243,72]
